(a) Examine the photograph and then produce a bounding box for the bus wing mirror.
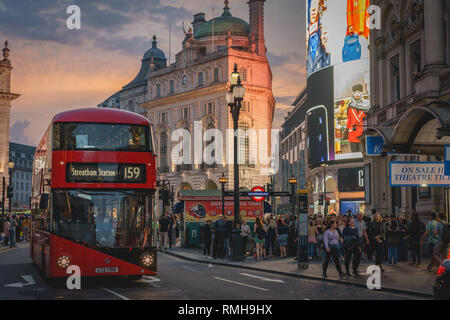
[39,193,49,210]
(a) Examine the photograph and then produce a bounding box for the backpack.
[441,223,450,244]
[257,227,265,240]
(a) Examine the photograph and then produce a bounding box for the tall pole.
[221,182,225,216]
[8,168,12,214]
[2,177,5,216]
[232,102,240,228]
[323,164,326,216]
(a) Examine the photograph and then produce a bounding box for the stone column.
[424,0,446,66]
[0,41,20,211]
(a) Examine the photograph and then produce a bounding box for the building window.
[169,80,175,94]
[214,68,219,82]
[159,112,167,124]
[156,83,161,97]
[410,40,421,92]
[128,100,135,112]
[199,47,206,56]
[204,102,215,114]
[198,72,203,87]
[160,132,168,171]
[241,101,250,112]
[239,123,250,165]
[240,68,247,82]
[390,55,400,103]
[180,107,190,120]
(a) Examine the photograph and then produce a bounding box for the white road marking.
[213,277,269,291]
[5,275,36,288]
[142,276,161,282]
[239,273,285,283]
[99,287,130,300]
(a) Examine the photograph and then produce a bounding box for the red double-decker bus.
[31,108,157,279]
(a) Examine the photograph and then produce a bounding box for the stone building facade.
[9,142,35,209]
[0,41,20,209]
[101,0,275,195]
[364,0,450,218]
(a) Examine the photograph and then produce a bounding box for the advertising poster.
[306,0,371,164]
[185,200,263,223]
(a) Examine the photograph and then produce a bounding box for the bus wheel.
[128,275,143,281]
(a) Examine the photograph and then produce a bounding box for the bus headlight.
[140,253,155,267]
[57,256,71,269]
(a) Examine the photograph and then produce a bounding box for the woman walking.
[343,219,359,276]
[308,220,318,260]
[240,220,251,258]
[254,216,267,262]
[322,220,345,280]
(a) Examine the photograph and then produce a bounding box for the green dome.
[194,8,250,39]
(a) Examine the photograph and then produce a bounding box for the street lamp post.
[226,63,246,262]
[219,173,228,217]
[8,161,14,214]
[289,176,297,218]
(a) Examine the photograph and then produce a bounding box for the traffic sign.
[445,146,450,176]
[249,186,266,202]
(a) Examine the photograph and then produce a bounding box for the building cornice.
[0,92,20,101]
[140,82,273,109]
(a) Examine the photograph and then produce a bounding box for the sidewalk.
[162,246,435,298]
[0,241,29,253]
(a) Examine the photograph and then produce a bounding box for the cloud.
[10,120,35,146]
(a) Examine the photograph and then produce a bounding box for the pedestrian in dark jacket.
[386,220,401,264]
[203,220,212,257]
[398,218,409,261]
[369,213,385,271]
[342,218,359,276]
[408,213,425,265]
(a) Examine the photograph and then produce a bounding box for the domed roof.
[143,35,166,61]
[194,6,250,39]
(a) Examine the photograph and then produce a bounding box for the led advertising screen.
[306,0,371,165]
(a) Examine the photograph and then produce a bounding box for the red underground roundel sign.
[250,186,266,202]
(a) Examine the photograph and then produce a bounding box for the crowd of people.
[158,212,181,250]
[0,214,31,248]
[307,209,449,279]
[199,214,298,261]
[194,209,449,280]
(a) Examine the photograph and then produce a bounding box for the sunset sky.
[0,0,306,146]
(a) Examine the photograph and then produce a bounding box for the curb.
[161,250,434,299]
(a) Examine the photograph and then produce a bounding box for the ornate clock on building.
[182,74,188,86]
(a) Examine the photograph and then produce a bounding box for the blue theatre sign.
[390,162,450,187]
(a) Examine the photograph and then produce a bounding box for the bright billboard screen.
[306,0,371,164]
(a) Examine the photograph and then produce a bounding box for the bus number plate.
[95,267,119,273]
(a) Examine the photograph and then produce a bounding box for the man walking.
[420,212,441,272]
[408,212,424,266]
[353,213,369,275]
[159,213,170,250]
[9,215,18,248]
[214,215,226,259]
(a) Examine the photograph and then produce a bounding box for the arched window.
[169,80,174,94]
[239,123,250,165]
[160,132,168,172]
[198,72,203,87]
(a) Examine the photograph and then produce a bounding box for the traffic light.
[7,186,13,199]
[318,194,323,206]
[326,198,330,206]
[161,189,170,206]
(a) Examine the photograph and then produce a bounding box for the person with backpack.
[254,216,266,262]
[420,212,442,272]
[386,220,401,265]
[408,212,425,266]
[265,219,277,258]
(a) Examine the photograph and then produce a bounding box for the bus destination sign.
[66,163,146,183]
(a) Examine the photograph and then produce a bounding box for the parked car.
[433,259,450,300]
